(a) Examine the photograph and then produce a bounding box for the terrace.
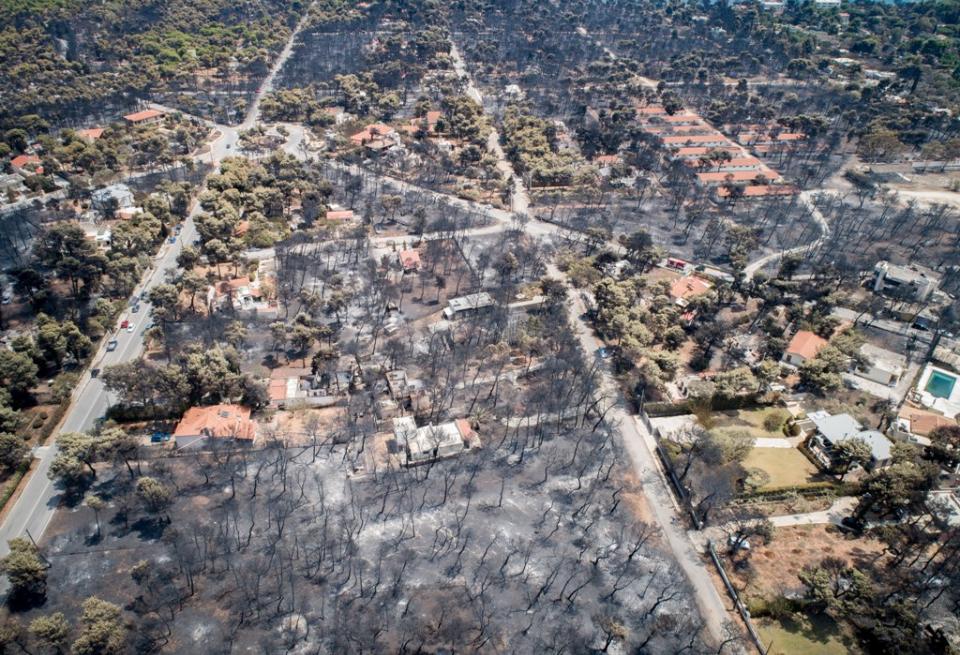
[915,363,960,419]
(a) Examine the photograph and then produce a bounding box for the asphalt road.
[0,205,199,559]
[0,3,317,557]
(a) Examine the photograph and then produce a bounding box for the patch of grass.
[0,461,31,513]
[712,407,789,439]
[743,447,820,489]
[757,613,858,655]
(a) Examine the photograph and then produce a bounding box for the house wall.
[856,364,899,386]
[783,353,805,367]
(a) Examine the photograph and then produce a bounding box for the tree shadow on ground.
[130,517,168,541]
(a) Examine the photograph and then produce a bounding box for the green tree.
[136,477,173,522]
[0,433,27,470]
[0,349,39,399]
[29,612,70,653]
[72,597,125,655]
[0,538,47,599]
[832,437,873,481]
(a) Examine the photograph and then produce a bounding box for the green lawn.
[757,614,857,655]
[743,447,820,489]
[710,407,788,439]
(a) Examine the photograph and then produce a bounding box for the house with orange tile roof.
[716,184,797,199]
[123,109,165,125]
[696,168,781,186]
[350,123,397,148]
[325,209,355,221]
[686,157,763,171]
[893,407,957,445]
[399,249,421,272]
[782,330,829,366]
[10,154,42,176]
[669,275,713,307]
[661,134,734,148]
[76,127,105,141]
[173,404,256,448]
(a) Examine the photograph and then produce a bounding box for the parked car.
[126,323,135,333]
[150,432,172,443]
[120,319,129,329]
[132,304,140,314]
[90,368,100,378]
[168,236,177,244]
[106,339,118,352]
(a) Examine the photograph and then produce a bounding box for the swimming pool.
[926,370,958,399]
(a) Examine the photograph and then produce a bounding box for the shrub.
[763,410,787,432]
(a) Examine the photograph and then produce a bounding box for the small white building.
[91,184,134,212]
[854,343,905,387]
[443,292,495,320]
[392,416,477,465]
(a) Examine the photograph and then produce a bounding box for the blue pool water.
[926,370,958,399]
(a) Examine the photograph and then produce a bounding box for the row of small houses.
[634,104,802,199]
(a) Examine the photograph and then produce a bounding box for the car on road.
[126,323,135,333]
[90,368,100,378]
[174,224,182,234]
[106,339,118,352]
[120,319,129,329]
[132,304,140,313]
[168,236,177,244]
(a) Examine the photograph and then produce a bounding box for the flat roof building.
[873,261,940,302]
[443,292,495,319]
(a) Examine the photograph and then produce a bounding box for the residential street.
[0,8,314,559]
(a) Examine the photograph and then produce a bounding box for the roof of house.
[76,127,105,140]
[447,292,495,313]
[350,123,394,144]
[808,410,859,440]
[123,109,164,123]
[716,184,797,198]
[687,157,762,168]
[849,429,893,461]
[669,276,712,301]
[173,404,255,441]
[10,154,41,169]
[594,154,620,165]
[697,168,780,183]
[399,249,421,270]
[899,407,957,437]
[636,105,666,115]
[785,330,828,360]
[325,210,355,220]
[661,134,733,145]
[675,146,743,158]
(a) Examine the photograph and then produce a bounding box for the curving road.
[743,190,831,281]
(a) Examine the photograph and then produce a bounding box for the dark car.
[90,368,100,378]
[106,339,118,352]
[132,304,140,313]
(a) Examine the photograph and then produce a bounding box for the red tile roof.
[785,330,828,360]
[697,169,780,184]
[123,109,164,123]
[174,405,255,441]
[669,276,712,301]
[399,249,421,270]
[10,154,41,172]
[76,127,104,140]
[325,210,354,221]
[716,184,797,198]
[350,124,394,144]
